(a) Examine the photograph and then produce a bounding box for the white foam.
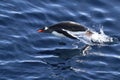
[75,27,113,45]
[90,29,113,44]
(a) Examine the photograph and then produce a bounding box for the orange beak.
[38,29,44,32]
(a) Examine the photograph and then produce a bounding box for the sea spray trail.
[70,26,120,55]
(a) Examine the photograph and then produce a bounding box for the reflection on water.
[39,49,81,59]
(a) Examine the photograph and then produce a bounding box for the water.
[0,0,120,80]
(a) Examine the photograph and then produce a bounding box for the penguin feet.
[81,45,91,56]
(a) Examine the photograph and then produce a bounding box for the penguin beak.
[37,29,44,32]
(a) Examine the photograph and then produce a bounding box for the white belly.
[52,31,65,37]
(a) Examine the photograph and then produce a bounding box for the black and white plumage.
[48,21,88,39]
[38,21,88,39]
[38,21,113,53]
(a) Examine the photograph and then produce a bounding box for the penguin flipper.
[57,30,77,39]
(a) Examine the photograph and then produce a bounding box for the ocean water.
[0,0,120,80]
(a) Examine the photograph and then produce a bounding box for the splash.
[70,26,120,54]
[91,28,113,45]
[93,26,119,45]
[76,26,119,46]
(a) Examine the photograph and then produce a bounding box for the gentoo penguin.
[38,21,113,53]
[38,21,88,39]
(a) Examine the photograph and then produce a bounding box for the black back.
[49,21,88,32]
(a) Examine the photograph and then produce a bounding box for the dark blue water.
[0,0,120,80]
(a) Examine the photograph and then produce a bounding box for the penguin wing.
[56,30,77,39]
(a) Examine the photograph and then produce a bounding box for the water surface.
[0,0,120,80]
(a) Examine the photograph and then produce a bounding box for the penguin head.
[38,26,50,33]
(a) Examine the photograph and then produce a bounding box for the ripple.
[102,19,115,27]
[92,7,108,13]
[0,0,120,79]
[0,60,46,65]
[0,40,12,44]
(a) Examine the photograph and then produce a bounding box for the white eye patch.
[45,26,48,30]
